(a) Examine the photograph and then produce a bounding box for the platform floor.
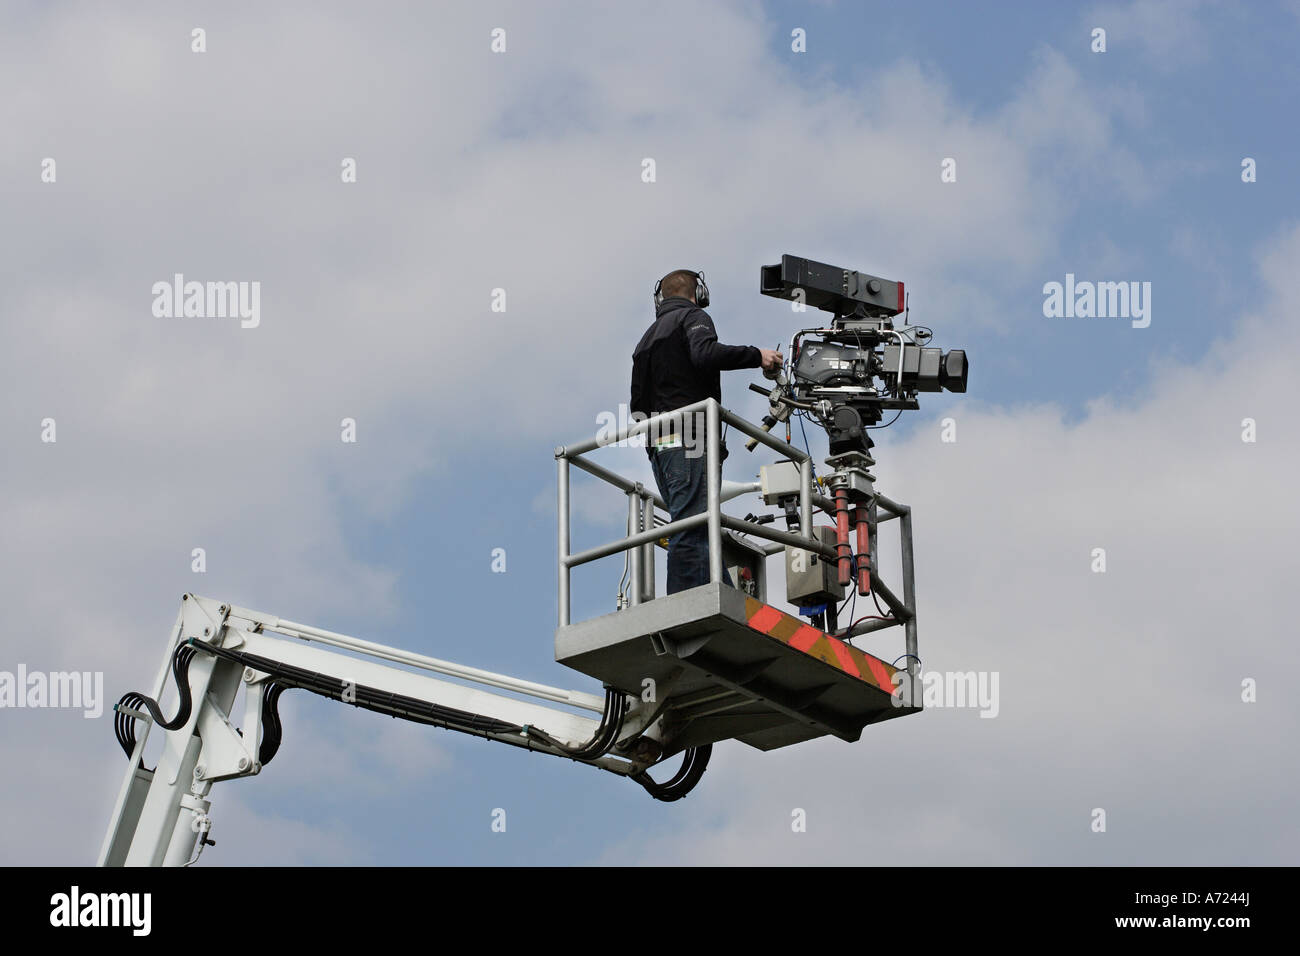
[556,582,918,752]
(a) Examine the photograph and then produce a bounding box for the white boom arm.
[98,594,661,867]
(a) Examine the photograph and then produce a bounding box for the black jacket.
[630,297,760,445]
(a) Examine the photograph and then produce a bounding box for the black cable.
[632,744,712,802]
[634,749,698,798]
[259,683,286,764]
[118,692,152,760]
[530,690,613,757]
[871,587,889,619]
[529,690,612,757]
[526,687,627,761]
[149,644,198,730]
[867,408,904,430]
[114,692,141,761]
[795,410,822,488]
[113,643,199,764]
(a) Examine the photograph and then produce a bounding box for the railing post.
[641,493,656,601]
[900,507,918,675]
[706,400,722,584]
[557,448,571,626]
[799,458,812,542]
[627,488,642,606]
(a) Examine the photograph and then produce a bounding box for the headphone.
[653,269,709,308]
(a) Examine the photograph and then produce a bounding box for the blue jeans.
[650,446,733,594]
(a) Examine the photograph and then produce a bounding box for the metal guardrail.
[554,398,920,682]
[554,398,820,627]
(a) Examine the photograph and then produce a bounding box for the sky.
[1,0,1297,865]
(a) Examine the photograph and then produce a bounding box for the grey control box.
[759,460,803,505]
[785,525,843,607]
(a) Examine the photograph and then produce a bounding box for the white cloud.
[1086,0,1219,70]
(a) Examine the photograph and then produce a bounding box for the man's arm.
[683,309,761,370]
[630,351,652,418]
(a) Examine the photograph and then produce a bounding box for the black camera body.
[792,339,967,395]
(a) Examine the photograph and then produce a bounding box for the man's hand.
[759,348,784,371]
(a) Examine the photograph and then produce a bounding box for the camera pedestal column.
[825,450,878,599]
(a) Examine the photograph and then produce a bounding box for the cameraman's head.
[659,269,702,305]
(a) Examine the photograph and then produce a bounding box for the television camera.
[743,254,969,630]
[751,253,968,460]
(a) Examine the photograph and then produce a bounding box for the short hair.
[660,270,699,301]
